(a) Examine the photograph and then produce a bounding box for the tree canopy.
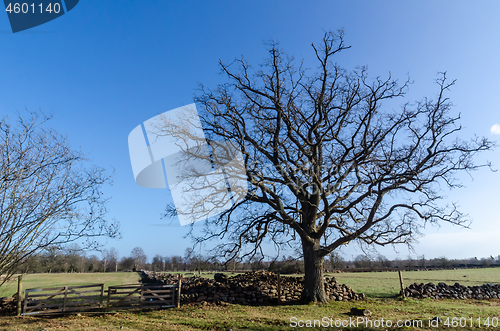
[0,111,119,284]
[161,31,494,302]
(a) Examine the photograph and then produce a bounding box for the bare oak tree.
[0,111,119,284]
[163,31,494,302]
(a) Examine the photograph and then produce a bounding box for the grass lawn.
[1,298,499,330]
[1,268,499,330]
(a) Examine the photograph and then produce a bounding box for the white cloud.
[491,124,500,135]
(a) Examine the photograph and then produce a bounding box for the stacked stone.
[404,282,500,299]
[141,270,177,283]
[0,295,16,316]
[141,270,364,305]
[325,280,364,301]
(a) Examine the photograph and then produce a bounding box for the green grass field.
[331,268,500,298]
[1,269,499,330]
[2,297,500,330]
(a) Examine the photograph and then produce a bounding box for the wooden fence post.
[16,275,22,316]
[140,285,144,310]
[22,290,28,315]
[176,274,182,308]
[106,287,111,310]
[63,286,68,312]
[277,273,281,304]
[398,270,405,297]
[99,284,104,308]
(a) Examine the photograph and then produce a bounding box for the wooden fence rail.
[21,283,178,315]
[107,284,177,311]
[22,284,104,316]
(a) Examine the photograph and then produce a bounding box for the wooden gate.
[106,283,177,311]
[22,284,104,315]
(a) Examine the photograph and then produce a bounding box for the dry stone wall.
[404,282,500,299]
[0,295,16,316]
[141,270,364,304]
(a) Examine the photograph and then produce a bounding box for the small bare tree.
[327,251,345,270]
[0,111,119,284]
[161,31,494,302]
[131,247,147,271]
[102,249,109,272]
[108,247,119,272]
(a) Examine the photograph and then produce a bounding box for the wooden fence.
[21,283,178,315]
[107,284,177,311]
[22,284,104,315]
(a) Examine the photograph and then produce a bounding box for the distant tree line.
[344,254,500,271]
[13,245,500,274]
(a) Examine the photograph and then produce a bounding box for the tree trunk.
[301,239,328,303]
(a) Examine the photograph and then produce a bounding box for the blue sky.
[1,1,499,262]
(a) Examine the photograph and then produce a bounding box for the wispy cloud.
[491,124,500,135]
